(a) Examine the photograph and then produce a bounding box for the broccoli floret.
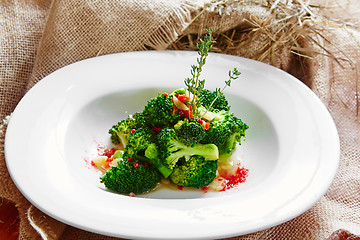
[123,127,173,178]
[127,112,147,130]
[157,128,219,170]
[223,115,248,152]
[108,119,131,146]
[123,127,157,158]
[142,93,182,128]
[200,109,232,148]
[169,155,218,188]
[100,159,162,194]
[109,113,147,146]
[218,116,248,163]
[199,89,230,111]
[200,110,249,163]
[174,119,206,146]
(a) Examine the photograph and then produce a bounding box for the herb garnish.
[184,28,241,118]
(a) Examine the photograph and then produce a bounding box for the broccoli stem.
[134,154,173,178]
[170,142,219,162]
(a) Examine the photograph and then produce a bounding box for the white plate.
[5,51,339,239]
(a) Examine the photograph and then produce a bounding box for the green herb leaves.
[184,28,241,118]
[185,28,215,113]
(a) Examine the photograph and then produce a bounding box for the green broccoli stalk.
[169,155,218,188]
[157,128,219,170]
[100,159,162,194]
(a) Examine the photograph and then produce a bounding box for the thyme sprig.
[184,28,241,120]
[207,68,241,112]
[184,28,215,115]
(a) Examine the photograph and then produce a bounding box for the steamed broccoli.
[217,115,248,163]
[200,109,232,148]
[157,128,219,170]
[123,127,157,159]
[100,159,162,194]
[223,115,248,152]
[108,119,131,146]
[123,127,173,178]
[199,89,230,112]
[169,155,218,188]
[127,112,147,130]
[142,93,183,128]
[200,109,249,163]
[108,113,148,147]
[101,28,248,196]
[174,119,206,146]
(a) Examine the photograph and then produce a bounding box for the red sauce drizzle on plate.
[221,166,249,191]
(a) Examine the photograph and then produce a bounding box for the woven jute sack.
[0,0,359,239]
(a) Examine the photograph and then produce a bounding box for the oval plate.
[5,51,339,239]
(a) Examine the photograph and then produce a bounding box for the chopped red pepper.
[104,161,111,168]
[197,119,203,124]
[178,109,189,118]
[133,162,139,168]
[200,186,209,192]
[91,161,95,166]
[101,148,116,158]
[172,105,178,115]
[131,129,136,134]
[177,94,190,103]
[203,122,210,130]
[127,157,132,162]
[163,92,168,97]
[152,126,161,133]
[188,105,196,118]
[177,185,184,190]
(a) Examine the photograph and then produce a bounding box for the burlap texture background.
[1,0,359,239]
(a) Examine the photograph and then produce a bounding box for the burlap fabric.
[1,0,359,239]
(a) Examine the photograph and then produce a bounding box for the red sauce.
[221,166,249,191]
[85,143,118,168]
[96,144,116,157]
[88,142,249,193]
